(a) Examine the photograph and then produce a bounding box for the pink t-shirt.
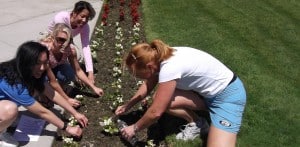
[48,11,93,72]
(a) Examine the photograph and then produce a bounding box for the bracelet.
[61,122,68,130]
[133,124,138,133]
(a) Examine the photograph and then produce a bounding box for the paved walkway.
[0,0,102,146]
[0,0,102,62]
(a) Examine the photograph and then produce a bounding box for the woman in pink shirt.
[48,1,96,83]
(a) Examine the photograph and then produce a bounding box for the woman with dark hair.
[47,1,97,83]
[0,41,88,147]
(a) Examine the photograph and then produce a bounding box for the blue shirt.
[0,78,35,107]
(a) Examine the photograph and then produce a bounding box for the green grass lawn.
[142,0,300,146]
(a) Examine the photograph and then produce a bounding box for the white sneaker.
[176,118,209,141]
[0,130,19,147]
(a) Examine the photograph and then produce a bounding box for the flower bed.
[53,1,188,146]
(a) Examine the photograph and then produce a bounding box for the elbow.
[148,107,164,120]
[153,113,163,120]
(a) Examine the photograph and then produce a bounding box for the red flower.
[101,13,108,21]
[119,7,125,21]
[132,12,139,25]
[119,0,125,6]
[104,4,109,14]
[119,12,125,21]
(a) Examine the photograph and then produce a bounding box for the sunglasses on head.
[55,37,67,43]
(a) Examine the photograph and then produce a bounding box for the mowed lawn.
[142,0,299,146]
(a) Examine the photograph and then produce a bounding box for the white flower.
[113,67,119,71]
[115,35,121,40]
[134,32,139,37]
[133,27,140,32]
[131,42,137,46]
[116,27,122,32]
[117,84,122,89]
[92,51,97,59]
[146,139,155,147]
[112,101,117,106]
[104,118,112,126]
[117,78,122,82]
[63,136,74,144]
[117,69,122,74]
[100,29,104,35]
[137,80,143,86]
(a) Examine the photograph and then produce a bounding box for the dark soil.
[52,1,207,147]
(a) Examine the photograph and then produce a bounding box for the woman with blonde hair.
[115,39,247,146]
[40,23,103,107]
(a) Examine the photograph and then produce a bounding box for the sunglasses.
[55,37,67,44]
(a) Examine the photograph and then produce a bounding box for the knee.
[0,101,18,120]
[56,71,73,83]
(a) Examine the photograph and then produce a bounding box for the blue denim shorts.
[52,64,75,84]
[205,77,246,133]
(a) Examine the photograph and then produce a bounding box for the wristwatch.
[61,122,68,130]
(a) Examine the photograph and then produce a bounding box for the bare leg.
[0,100,18,132]
[207,125,237,147]
[166,108,200,122]
[165,89,207,122]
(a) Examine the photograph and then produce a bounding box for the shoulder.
[67,44,77,56]
[0,79,35,106]
[172,46,199,52]
[40,40,52,50]
[54,11,71,22]
[0,79,23,93]
[0,78,11,88]
[55,11,70,17]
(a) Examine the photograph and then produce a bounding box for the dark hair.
[73,1,96,20]
[0,41,49,95]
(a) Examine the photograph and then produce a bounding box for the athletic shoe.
[0,130,19,147]
[176,118,209,141]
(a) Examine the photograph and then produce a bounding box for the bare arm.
[46,68,81,107]
[26,99,83,137]
[87,71,95,84]
[69,45,103,97]
[120,80,176,141]
[115,75,158,115]
[43,82,88,128]
[134,80,176,130]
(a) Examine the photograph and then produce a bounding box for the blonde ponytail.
[150,39,174,63]
[125,39,174,70]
